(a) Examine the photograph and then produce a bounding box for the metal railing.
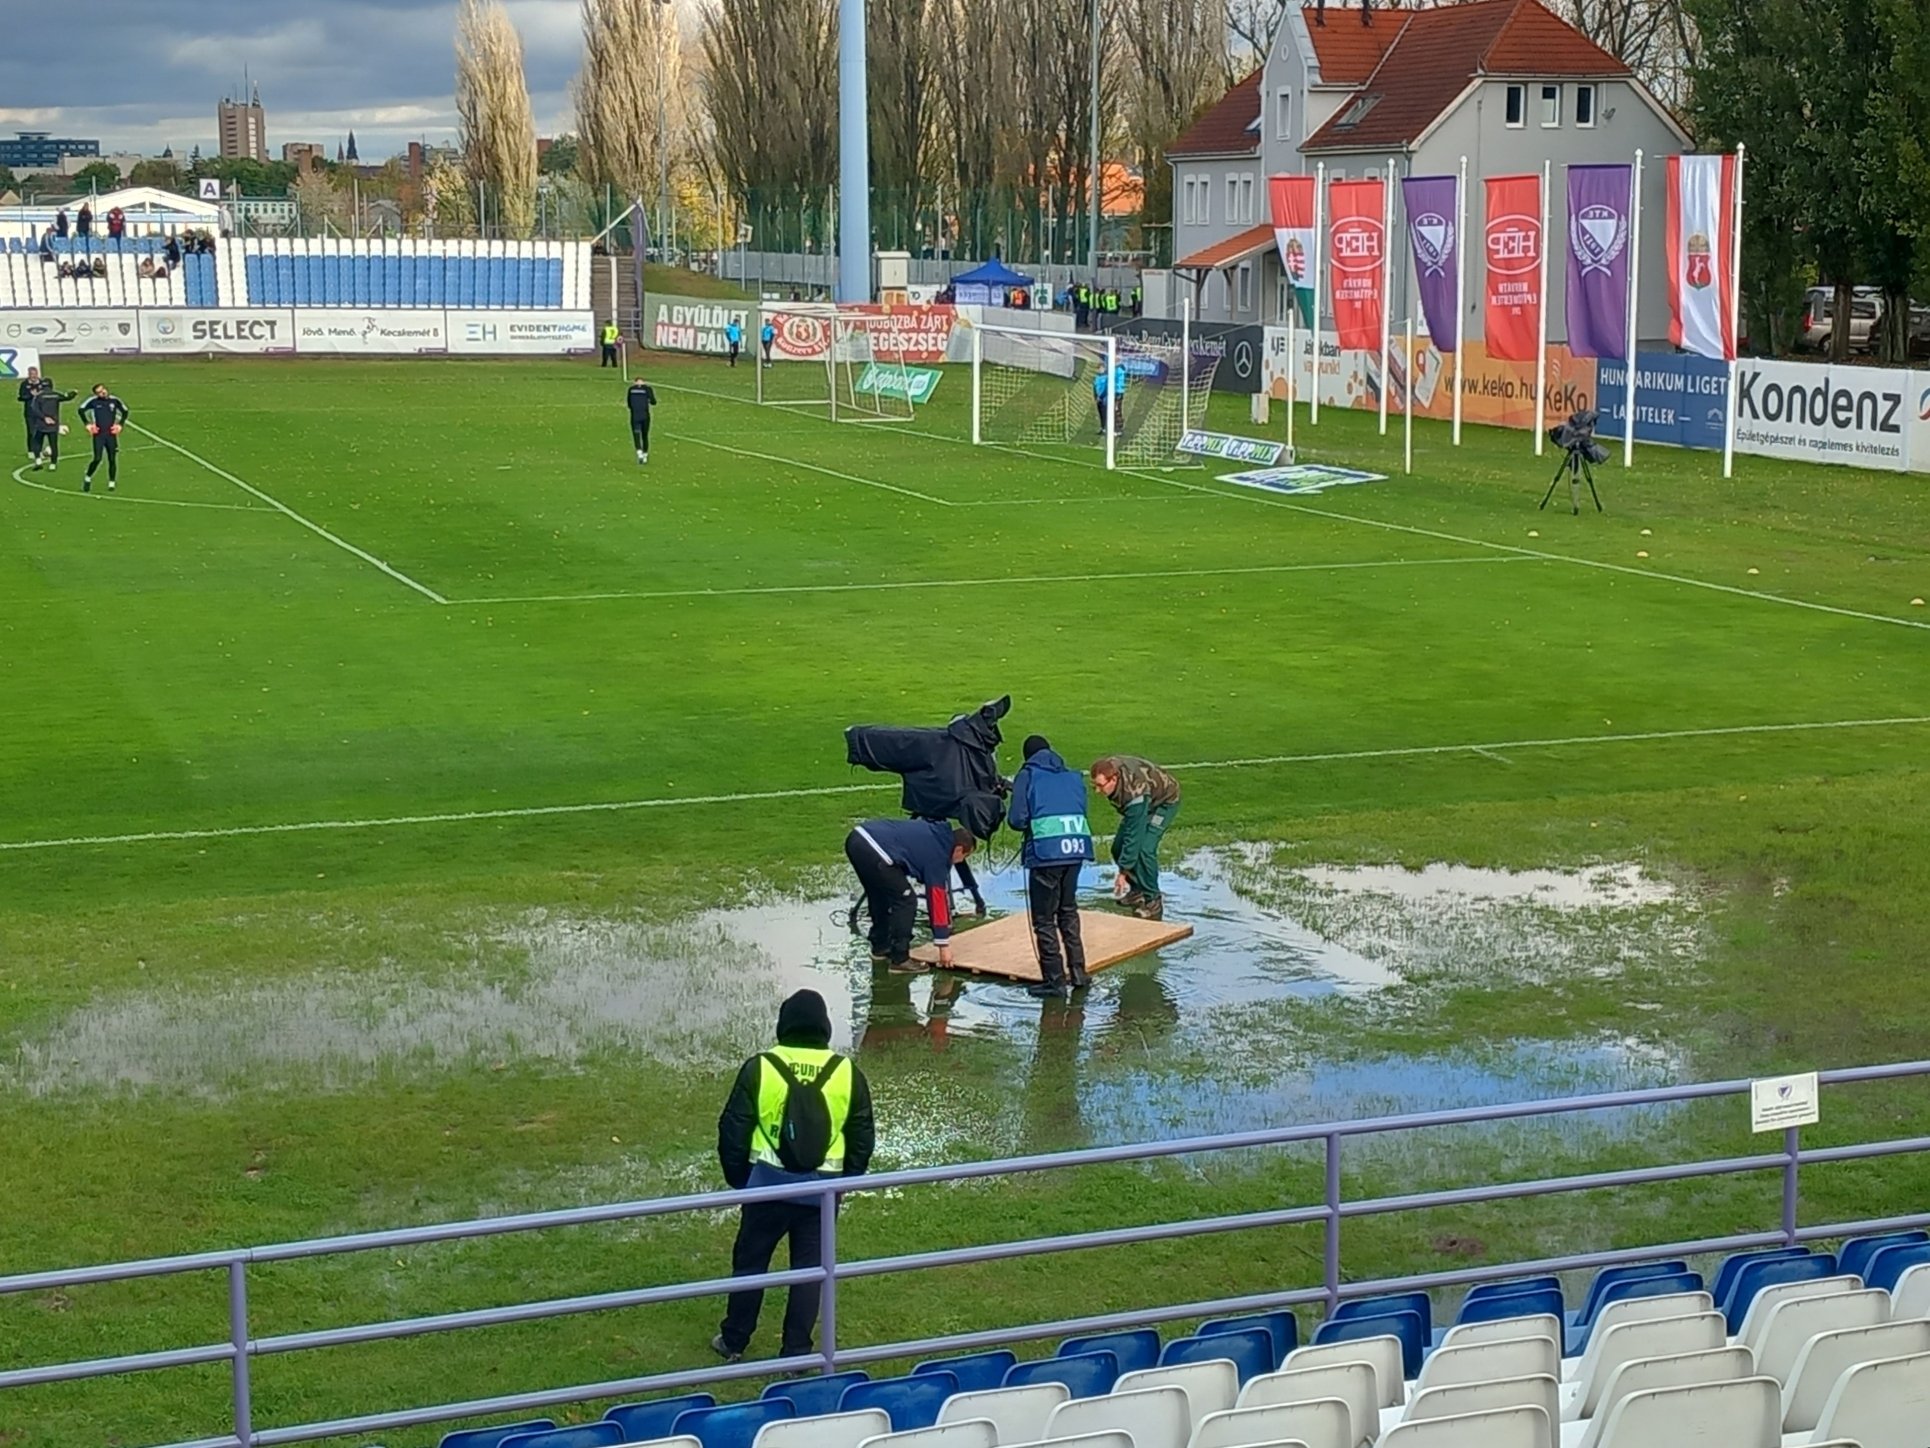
[6,1060,1930,1448]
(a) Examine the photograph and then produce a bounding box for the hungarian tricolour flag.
[1269,175,1318,327]
[1666,153,1738,361]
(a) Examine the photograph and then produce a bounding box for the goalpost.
[754,304,917,423]
[969,322,1218,469]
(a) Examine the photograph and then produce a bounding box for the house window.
[1240,174,1255,223]
[1541,84,1562,127]
[1505,84,1525,127]
[1575,84,1597,127]
[1236,262,1253,313]
[1226,173,1238,222]
[1276,87,1293,140]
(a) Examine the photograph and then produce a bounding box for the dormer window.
[1336,93,1382,129]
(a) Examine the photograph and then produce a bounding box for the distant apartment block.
[1,131,102,171]
[219,89,269,162]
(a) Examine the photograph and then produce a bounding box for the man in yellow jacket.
[714,989,876,1362]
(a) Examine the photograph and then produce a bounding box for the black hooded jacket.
[717,990,875,1191]
[845,694,1010,840]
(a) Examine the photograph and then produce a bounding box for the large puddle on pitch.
[2,846,1701,1156]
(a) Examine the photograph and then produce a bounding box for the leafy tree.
[72,161,125,191]
[127,159,188,193]
[540,133,580,175]
[0,163,17,192]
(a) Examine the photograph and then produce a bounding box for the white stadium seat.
[1808,1349,1930,1448]
[859,1418,998,1448]
[1586,1378,1781,1448]
[1781,1319,1930,1433]
[754,1411,892,1448]
[1561,1313,1725,1418]
[1191,1399,1350,1448]
[1380,1406,1549,1448]
[1559,1346,1752,1448]
[1002,1432,1135,1448]
[1047,1386,1191,1448]
[1236,1362,1376,1447]
[1116,1361,1240,1426]
[1733,1276,1860,1352]
[937,1384,1068,1443]
[1283,1337,1405,1410]
[1562,1296,1712,1378]
[1751,1288,1890,1383]
[1414,1338,1560,1397]
[1891,1263,1930,1321]
[1401,1375,1558,1448]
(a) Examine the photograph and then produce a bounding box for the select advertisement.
[140,309,296,354]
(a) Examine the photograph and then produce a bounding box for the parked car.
[1798,286,1880,352]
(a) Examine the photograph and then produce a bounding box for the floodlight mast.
[837,0,871,303]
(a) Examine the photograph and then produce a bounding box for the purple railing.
[5,1059,1930,1448]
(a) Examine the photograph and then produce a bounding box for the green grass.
[643,264,755,300]
[4,352,1930,1445]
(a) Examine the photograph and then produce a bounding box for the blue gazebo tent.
[951,259,1036,306]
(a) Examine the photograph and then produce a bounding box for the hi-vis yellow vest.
[601,323,619,344]
[752,1045,854,1172]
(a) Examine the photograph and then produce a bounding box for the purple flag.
[1402,175,1459,353]
[1565,164,1633,359]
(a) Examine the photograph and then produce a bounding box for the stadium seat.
[1044,1385,1190,1448]
[857,1419,998,1448]
[1752,1288,1889,1383]
[1160,1328,1273,1384]
[935,1383,1067,1442]
[1781,1320,1930,1432]
[1573,1264,1688,1329]
[841,1372,958,1431]
[913,1351,1016,1394]
[1190,1399,1348,1448]
[1057,1329,1159,1374]
[1591,1377,1780,1448]
[605,1396,715,1442]
[438,1423,557,1448]
[1722,1254,1836,1333]
[499,1426,623,1448]
[1453,1287,1562,1330]
[1409,1335,1559,1401]
[1435,1315,1562,1358]
[1283,1336,1403,1411]
[1733,1275,1859,1350]
[753,1411,888,1448]
[1462,1277,1561,1313]
[1894,1261,1930,1319]
[1564,1312,1725,1420]
[1564,1292,1711,1371]
[1572,1274,1703,1352]
[1003,1351,1118,1399]
[1710,1249,1807,1312]
[1569,1347,1751,1448]
[1838,1230,1929,1282]
[1313,1310,1426,1380]
[1809,1348,1930,1446]
[1198,1311,1298,1369]
[1113,1361,1239,1425]
[1334,1291,1433,1341]
[763,1372,871,1418]
[1864,1241,1930,1294]
[1003,1433,1132,1448]
[673,1400,796,1448]
[1235,1360,1376,1446]
[1403,1372,1560,1440]
[1381,1405,1548,1448]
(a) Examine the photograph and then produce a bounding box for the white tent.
[3,186,227,243]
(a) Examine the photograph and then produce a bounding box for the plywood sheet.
[909,908,1193,982]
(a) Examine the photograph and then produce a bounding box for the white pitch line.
[662,430,955,506]
[451,555,1534,606]
[131,424,449,605]
[9,465,263,512]
[6,714,1929,854]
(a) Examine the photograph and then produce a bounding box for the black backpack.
[763,1053,846,1173]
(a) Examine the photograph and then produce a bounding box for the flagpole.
[1287,297,1297,459]
[1312,162,1325,426]
[1453,154,1467,447]
[1534,158,1551,457]
[1404,312,1415,475]
[1721,143,1746,480]
[1623,149,1643,469]
[1379,157,1393,437]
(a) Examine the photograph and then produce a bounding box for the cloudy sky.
[0,1,587,161]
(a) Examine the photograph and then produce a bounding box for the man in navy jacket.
[1007,734,1093,997]
[844,818,976,971]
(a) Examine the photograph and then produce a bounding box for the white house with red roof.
[1163,0,1689,344]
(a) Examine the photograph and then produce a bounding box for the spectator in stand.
[54,209,70,239]
[57,260,76,279]
[164,234,183,269]
[38,229,54,263]
[138,256,157,280]
[90,255,107,279]
[106,207,126,241]
[76,203,93,238]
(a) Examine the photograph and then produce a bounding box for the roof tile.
[1167,70,1262,158]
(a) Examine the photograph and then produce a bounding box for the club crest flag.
[1269,175,1318,327]
[1667,153,1738,361]
[1402,174,1459,353]
[1564,164,1632,360]
[1483,173,1543,362]
[1328,177,1385,352]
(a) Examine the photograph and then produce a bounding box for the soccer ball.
[57,424,69,436]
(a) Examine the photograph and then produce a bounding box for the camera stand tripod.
[1540,446,1604,514]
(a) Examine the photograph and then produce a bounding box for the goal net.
[754,305,917,423]
[970,323,1219,468]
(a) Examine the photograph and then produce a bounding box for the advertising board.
[1732,358,1912,472]
[0,310,142,354]
[140,309,296,355]
[446,310,596,355]
[648,296,751,355]
[292,310,448,355]
[1596,352,1729,451]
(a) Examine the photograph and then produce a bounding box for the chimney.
[1361,0,1373,24]
[1316,0,1326,25]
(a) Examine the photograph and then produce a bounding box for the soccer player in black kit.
[627,376,658,464]
[27,384,77,471]
[79,384,130,492]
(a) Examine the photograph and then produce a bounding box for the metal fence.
[6,1060,1929,1448]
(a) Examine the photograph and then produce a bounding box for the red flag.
[1666,153,1739,361]
[1483,174,1543,362]
[1328,178,1385,352]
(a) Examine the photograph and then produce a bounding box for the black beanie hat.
[1022,734,1051,759]
[775,988,833,1047]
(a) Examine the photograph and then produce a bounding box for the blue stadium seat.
[1464,1276,1562,1312]
[839,1371,956,1430]
[1334,1291,1433,1341]
[762,1371,869,1418]
[292,257,312,306]
[1313,1309,1425,1379]
[277,255,295,302]
[1573,1262,1688,1328]
[1199,1312,1298,1370]
[1002,1351,1117,1399]
[384,257,402,306]
[1864,1241,1930,1294]
[1711,1247,1808,1310]
[912,1350,1014,1393]
[189,253,216,307]
[547,258,564,306]
[672,1400,794,1448]
[1160,1327,1271,1384]
[243,255,263,305]
[499,1426,623,1448]
[1455,1285,1563,1328]
[349,256,368,305]
[437,1423,556,1448]
[454,257,473,308]
[1722,1255,1832,1333]
[1841,1231,1929,1282]
[516,258,535,307]
[603,1394,714,1442]
[1058,1329,1159,1374]
[1566,1271,1705,1351]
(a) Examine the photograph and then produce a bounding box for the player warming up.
[78,384,129,493]
[627,375,658,464]
[27,384,77,472]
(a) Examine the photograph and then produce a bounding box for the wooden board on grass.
[909,908,1193,982]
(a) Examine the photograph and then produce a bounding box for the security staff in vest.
[599,320,622,368]
[714,989,875,1363]
[1007,734,1093,998]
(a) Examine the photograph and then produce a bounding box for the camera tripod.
[1540,446,1604,515]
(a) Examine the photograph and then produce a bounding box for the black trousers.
[23,414,34,455]
[30,425,57,463]
[600,343,619,367]
[728,342,740,367]
[720,1199,824,1356]
[88,432,118,479]
[631,419,650,452]
[846,830,915,962]
[1029,864,1087,987]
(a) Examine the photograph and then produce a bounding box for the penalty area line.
[7,714,1930,854]
[131,424,449,605]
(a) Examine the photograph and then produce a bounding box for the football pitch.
[6,353,1930,1444]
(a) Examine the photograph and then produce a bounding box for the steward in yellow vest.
[714,989,875,1362]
